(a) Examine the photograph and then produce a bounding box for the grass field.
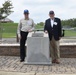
[0,23,76,38]
[0,23,17,38]
[65,30,76,36]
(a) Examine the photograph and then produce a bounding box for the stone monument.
[24,32,52,65]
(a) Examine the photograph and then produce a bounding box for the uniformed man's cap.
[24,9,29,14]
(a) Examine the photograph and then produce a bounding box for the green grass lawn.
[65,30,76,37]
[1,23,17,33]
[0,23,17,38]
[35,25,43,29]
[2,33,16,38]
[0,23,76,38]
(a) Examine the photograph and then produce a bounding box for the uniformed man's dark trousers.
[20,31,28,60]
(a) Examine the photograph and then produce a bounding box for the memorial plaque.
[32,33,44,37]
[24,32,52,65]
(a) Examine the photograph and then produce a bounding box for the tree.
[37,22,44,26]
[0,0,13,40]
[0,0,13,20]
[61,18,76,27]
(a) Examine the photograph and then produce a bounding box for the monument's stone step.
[0,43,76,58]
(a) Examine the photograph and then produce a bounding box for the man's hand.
[28,30,33,32]
[18,35,21,39]
[45,30,48,34]
[59,37,62,40]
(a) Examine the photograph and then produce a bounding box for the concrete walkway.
[0,71,76,75]
[0,56,76,74]
[0,71,34,75]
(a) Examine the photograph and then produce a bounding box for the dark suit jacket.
[44,17,62,41]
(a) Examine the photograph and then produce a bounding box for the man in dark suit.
[44,10,62,64]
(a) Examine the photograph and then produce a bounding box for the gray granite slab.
[25,32,52,65]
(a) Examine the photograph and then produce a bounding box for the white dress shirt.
[50,19,54,28]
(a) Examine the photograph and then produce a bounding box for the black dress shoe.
[55,60,60,64]
[52,59,56,63]
[20,59,24,62]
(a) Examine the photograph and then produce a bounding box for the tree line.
[62,18,76,27]
[37,18,76,27]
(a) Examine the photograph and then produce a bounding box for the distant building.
[0,18,14,23]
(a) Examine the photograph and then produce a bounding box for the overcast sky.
[0,0,76,23]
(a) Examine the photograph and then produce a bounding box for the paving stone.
[0,56,76,74]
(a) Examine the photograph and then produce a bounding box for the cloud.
[0,0,76,23]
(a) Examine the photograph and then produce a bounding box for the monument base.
[24,61,52,65]
[24,32,52,65]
